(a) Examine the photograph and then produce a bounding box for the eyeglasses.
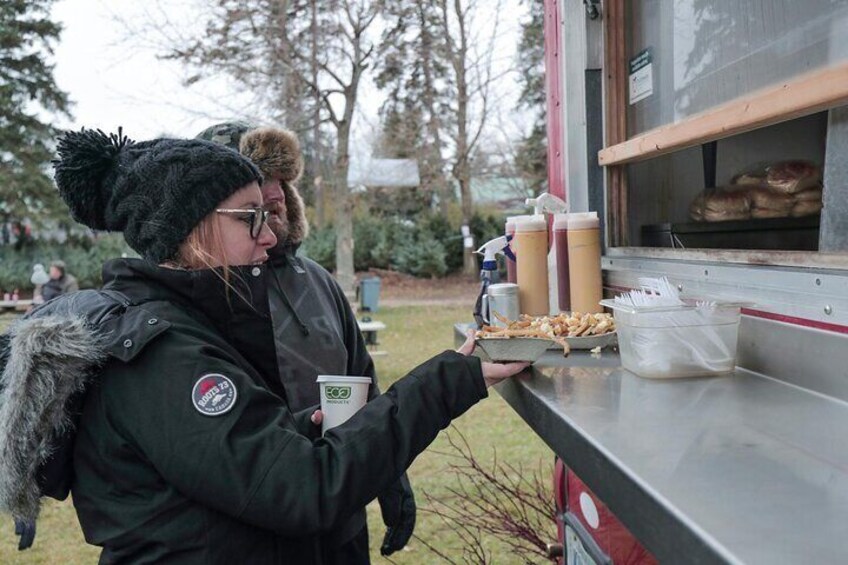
[215,207,270,239]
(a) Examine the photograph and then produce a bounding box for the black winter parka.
[0,258,486,564]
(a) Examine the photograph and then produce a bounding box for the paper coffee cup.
[316,375,371,434]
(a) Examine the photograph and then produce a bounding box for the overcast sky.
[51,0,257,139]
[49,0,528,155]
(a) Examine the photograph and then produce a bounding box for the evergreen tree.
[0,0,71,227]
[515,0,547,194]
[376,0,452,215]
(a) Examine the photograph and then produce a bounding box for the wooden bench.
[0,300,32,313]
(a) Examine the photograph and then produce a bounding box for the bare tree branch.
[419,427,557,564]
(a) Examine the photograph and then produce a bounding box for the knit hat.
[53,128,263,263]
[195,121,253,151]
[198,122,308,245]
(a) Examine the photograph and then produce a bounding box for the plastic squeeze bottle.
[567,212,603,313]
[504,216,520,283]
[473,236,515,328]
[525,194,568,315]
[514,214,549,317]
[553,213,571,313]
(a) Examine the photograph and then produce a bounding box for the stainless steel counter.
[457,324,848,564]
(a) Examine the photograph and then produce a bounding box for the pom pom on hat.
[53,127,263,263]
[53,128,131,230]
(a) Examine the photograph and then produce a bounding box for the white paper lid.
[316,375,373,384]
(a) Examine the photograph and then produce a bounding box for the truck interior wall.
[585,68,605,250]
[626,113,827,245]
[822,106,848,251]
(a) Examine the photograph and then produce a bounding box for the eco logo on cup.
[324,386,352,401]
[316,375,371,434]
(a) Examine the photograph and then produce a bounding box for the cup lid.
[567,212,599,229]
[316,375,373,384]
[514,214,547,232]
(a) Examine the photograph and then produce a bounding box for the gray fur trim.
[239,127,309,246]
[0,316,106,521]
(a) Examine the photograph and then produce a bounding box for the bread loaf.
[689,193,706,221]
[731,172,766,186]
[704,209,752,222]
[690,187,752,222]
[751,207,788,219]
[749,187,794,212]
[765,161,821,194]
[791,200,823,217]
[795,187,823,202]
[703,188,751,214]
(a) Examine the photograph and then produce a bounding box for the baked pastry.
[731,172,766,186]
[749,186,795,212]
[766,161,821,194]
[690,187,752,222]
[795,186,823,202]
[751,207,788,219]
[791,200,823,217]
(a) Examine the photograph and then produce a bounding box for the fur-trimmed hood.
[239,127,309,247]
[0,312,105,520]
[0,290,168,521]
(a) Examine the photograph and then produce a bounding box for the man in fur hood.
[199,121,310,250]
[197,122,417,562]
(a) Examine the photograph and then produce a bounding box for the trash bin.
[359,277,381,313]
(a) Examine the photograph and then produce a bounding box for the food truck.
[460,1,848,563]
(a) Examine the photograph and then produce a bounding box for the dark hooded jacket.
[244,125,412,551]
[0,258,487,564]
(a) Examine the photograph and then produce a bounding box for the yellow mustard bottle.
[514,215,549,317]
[567,212,602,314]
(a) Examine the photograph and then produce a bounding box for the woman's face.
[214,182,277,267]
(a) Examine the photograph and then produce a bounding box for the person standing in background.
[40,260,79,302]
[29,263,51,308]
[197,122,416,562]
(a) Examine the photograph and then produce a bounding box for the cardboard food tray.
[475,337,553,363]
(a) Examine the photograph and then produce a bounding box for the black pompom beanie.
[53,128,263,263]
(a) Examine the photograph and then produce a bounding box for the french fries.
[476,312,617,358]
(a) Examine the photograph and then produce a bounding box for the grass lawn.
[0,306,555,564]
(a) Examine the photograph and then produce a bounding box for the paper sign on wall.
[629,48,653,104]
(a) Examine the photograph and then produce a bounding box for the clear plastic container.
[599,299,743,379]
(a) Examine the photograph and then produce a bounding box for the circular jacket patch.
[192,374,237,416]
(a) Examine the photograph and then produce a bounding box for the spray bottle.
[473,235,515,328]
[523,193,568,315]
